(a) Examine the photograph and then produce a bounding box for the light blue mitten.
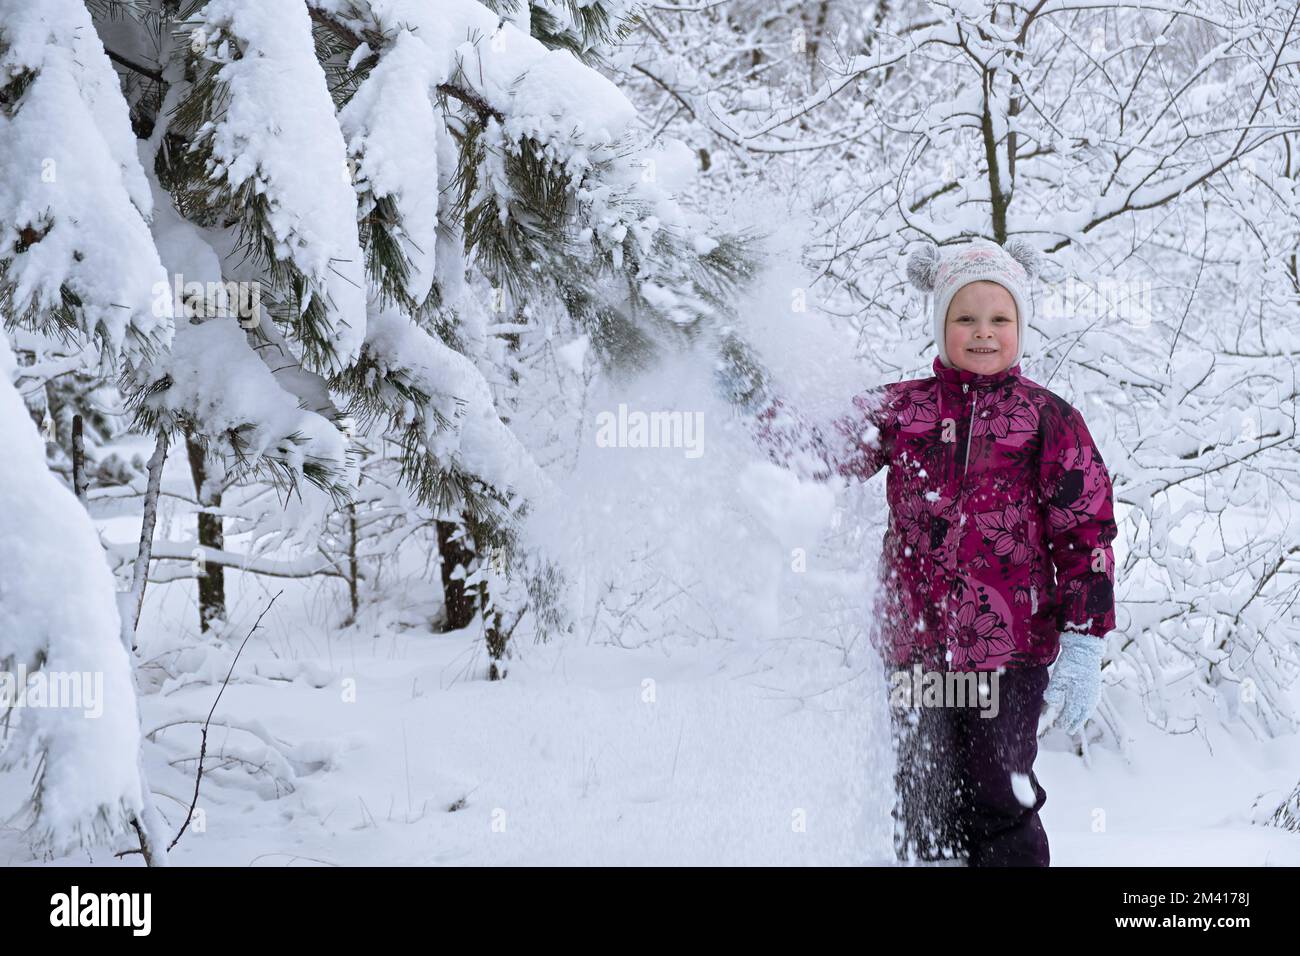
[1041,631,1106,736]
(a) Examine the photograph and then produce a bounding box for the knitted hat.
[906,238,1043,369]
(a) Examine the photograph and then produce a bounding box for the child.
[724,238,1118,867]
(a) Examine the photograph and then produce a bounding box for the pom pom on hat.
[906,242,941,293]
[1002,236,1043,281]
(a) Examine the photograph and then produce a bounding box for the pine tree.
[2,0,759,852]
[0,0,176,861]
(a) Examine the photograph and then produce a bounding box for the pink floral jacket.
[751,356,1118,671]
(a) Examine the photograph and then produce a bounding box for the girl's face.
[944,281,1018,375]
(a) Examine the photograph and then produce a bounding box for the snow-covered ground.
[3,571,1297,866]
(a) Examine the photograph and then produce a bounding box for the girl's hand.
[711,336,771,414]
[1039,632,1106,736]
[712,356,763,412]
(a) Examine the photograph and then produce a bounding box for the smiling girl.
[725,237,1118,866]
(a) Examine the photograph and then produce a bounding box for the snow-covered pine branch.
[0,0,174,364]
[2,0,761,853]
[168,0,368,376]
[0,335,145,854]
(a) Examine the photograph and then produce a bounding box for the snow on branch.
[345,299,548,507]
[129,316,351,497]
[0,333,144,853]
[176,0,367,374]
[0,0,174,364]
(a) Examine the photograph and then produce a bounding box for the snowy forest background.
[2,0,1299,865]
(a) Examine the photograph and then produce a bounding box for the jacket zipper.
[943,384,979,660]
[961,383,977,481]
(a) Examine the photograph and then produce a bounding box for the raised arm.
[744,386,893,484]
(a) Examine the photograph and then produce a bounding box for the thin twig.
[168,590,283,851]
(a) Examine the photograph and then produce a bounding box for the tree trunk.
[436,520,478,631]
[344,500,359,626]
[184,431,226,633]
[120,431,172,867]
[71,414,87,502]
[480,579,507,681]
[436,523,509,679]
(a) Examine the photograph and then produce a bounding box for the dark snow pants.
[886,663,1051,867]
